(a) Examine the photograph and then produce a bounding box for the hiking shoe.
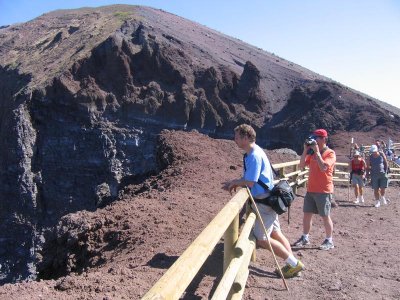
[374,200,381,208]
[293,235,310,247]
[274,267,302,278]
[319,239,334,250]
[279,261,304,278]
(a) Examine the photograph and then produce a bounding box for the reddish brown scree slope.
[0,130,399,299]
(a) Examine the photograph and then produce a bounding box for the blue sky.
[1,0,399,109]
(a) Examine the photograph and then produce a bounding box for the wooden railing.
[141,188,251,300]
[142,158,399,299]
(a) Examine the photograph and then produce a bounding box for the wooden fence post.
[279,167,284,179]
[293,164,299,194]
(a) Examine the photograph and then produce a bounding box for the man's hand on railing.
[222,180,242,195]
[222,179,254,195]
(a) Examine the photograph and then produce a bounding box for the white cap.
[370,145,378,152]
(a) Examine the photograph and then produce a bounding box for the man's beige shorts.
[303,192,332,216]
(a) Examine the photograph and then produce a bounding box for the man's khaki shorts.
[251,203,281,241]
[303,192,332,216]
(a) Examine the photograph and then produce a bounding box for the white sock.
[286,255,298,267]
[326,237,333,243]
[303,234,309,240]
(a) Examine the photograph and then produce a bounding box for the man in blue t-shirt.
[223,124,304,278]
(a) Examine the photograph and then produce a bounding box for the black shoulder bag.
[244,154,296,219]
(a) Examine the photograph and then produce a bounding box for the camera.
[305,136,316,155]
[305,137,317,146]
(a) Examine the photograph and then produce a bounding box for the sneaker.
[354,198,360,204]
[360,196,365,203]
[319,239,334,250]
[293,235,310,247]
[274,267,302,278]
[381,196,387,205]
[374,200,381,208]
[279,261,304,278]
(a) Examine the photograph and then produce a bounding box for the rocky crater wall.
[1,6,400,284]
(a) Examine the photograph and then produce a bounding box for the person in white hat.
[349,151,366,203]
[366,145,389,207]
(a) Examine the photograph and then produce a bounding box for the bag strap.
[244,153,293,225]
[243,153,277,191]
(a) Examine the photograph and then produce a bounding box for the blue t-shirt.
[243,144,274,197]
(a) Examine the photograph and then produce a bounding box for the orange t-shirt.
[305,148,336,193]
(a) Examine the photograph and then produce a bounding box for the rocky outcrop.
[1,5,400,283]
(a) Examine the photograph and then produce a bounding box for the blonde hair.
[234,124,256,142]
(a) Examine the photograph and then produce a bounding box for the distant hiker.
[386,148,393,161]
[375,140,382,151]
[351,143,359,159]
[294,129,336,251]
[349,151,366,203]
[366,145,389,207]
[223,124,304,278]
[381,140,387,151]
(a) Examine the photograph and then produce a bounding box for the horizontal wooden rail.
[335,162,348,167]
[298,170,309,177]
[285,170,302,178]
[142,188,249,300]
[334,171,349,175]
[333,178,350,182]
[272,160,300,169]
[297,178,308,185]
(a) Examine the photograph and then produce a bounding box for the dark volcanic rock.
[0,4,400,283]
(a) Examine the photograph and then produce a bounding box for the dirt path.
[243,185,400,300]
[0,130,399,299]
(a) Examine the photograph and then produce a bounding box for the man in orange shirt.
[293,129,336,250]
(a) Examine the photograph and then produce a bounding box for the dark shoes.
[319,239,334,250]
[293,235,310,247]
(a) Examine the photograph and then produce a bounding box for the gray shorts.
[371,173,389,189]
[351,174,364,187]
[251,203,281,241]
[304,192,332,216]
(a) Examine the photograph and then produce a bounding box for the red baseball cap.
[313,129,328,137]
